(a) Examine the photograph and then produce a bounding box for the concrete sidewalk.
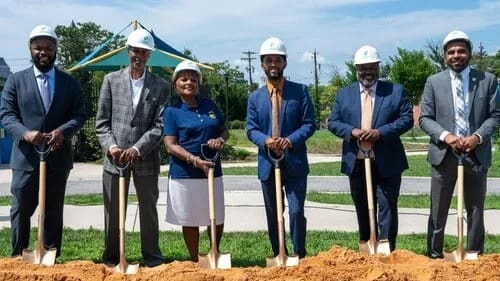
[1,190,500,235]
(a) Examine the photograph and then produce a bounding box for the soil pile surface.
[0,247,499,280]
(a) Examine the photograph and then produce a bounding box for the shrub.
[228,120,246,130]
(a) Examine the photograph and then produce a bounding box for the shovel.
[198,144,231,269]
[265,149,299,267]
[444,151,479,263]
[22,143,57,266]
[111,160,139,274]
[357,141,391,256]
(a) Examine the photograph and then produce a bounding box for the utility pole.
[313,49,320,129]
[476,42,487,71]
[241,51,256,93]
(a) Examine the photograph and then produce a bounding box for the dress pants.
[427,150,486,257]
[261,172,307,258]
[10,168,69,257]
[348,160,401,251]
[102,170,164,266]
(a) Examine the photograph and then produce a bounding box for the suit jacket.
[328,81,413,178]
[0,66,87,171]
[419,68,499,168]
[246,80,315,181]
[95,67,168,176]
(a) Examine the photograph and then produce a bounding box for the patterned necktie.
[358,88,374,159]
[40,73,51,111]
[361,88,372,130]
[455,74,468,137]
[271,88,280,137]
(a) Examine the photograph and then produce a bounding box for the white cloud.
[1,0,499,85]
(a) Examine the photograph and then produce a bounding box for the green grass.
[223,152,500,177]
[226,129,430,154]
[307,192,500,209]
[1,228,498,266]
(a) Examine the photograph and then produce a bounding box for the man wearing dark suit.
[246,37,315,258]
[328,45,413,251]
[0,24,88,257]
[420,30,499,258]
[95,28,167,267]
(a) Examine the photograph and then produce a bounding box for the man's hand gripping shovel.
[265,149,299,267]
[444,150,479,263]
[357,141,391,256]
[198,144,232,269]
[22,143,57,266]
[110,160,139,274]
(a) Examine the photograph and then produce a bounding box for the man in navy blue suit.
[246,37,315,258]
[328,45,413,251]
[0,25,87,257]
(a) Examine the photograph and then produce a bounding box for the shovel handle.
[200,143,220,163]
[110,159,130,177]
[267,148,285,168]
[34,143,52,161]
[357,139,373,159]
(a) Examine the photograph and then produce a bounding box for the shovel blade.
[376,240,391,256]
[444,250,479,263]
[359,241,376,255]
[113,261,139,274]
[359,240,391,256]
[22,247,57,266]
[266,254,299,267]
[199,252,232,269]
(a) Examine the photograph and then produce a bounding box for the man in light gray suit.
[420,30,499,259]
[95,28,168,267]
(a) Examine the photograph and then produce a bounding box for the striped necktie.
[455,74,468,137]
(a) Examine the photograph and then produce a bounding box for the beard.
[264,68,284,81]
[31,54,56,73]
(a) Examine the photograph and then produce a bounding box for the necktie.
[40,74,51,111]
[361,88,372,130]
[358,88,374,159]
[271,88,280,137]
[455,74,468,137]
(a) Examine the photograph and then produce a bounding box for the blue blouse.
[163,97,225,178]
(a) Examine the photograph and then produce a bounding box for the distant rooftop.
[0,57,11,80]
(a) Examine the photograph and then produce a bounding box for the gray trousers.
[427,149,486,257]
[101,170,164,266]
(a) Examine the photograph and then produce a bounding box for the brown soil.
[0,247,499,281]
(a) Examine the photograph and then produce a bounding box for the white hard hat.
[259,37,287,57]
[354,45,380,65]
[173,60,202,83]
[442,30,472,51]
[126,28,155,51]
[29,24,57,43]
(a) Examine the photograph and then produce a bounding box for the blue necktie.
[40,73,51,111]
[455,74,467,137]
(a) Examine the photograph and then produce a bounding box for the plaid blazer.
[95,67,168,176]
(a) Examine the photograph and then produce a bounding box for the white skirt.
[166,177,225,226]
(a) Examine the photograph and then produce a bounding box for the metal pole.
[224,73,229,125]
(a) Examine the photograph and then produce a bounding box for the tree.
[389,48,436,105]
[202,61,249,122]
[55,21,125,161]
[425,40,446,71]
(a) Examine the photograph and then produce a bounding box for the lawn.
[227,129,429,154]
[1,228,498,267]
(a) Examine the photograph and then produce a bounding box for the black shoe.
[428,253,444,259]
[144,258,164,267]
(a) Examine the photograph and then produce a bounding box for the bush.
[228,120,246,130]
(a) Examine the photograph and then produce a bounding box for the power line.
[241,51,256,93]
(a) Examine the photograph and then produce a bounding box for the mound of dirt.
[1,247,499,281]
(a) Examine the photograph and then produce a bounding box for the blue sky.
[1,0,499,85]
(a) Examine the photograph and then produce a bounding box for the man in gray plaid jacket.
[95,28,168,267]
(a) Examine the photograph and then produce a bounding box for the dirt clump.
[0,247,499,281]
